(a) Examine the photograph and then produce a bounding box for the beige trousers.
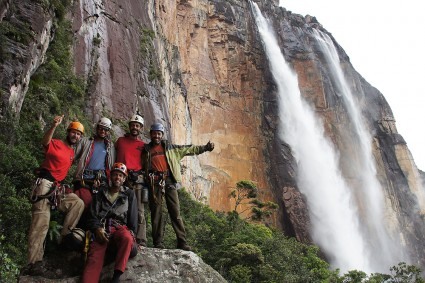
[28,178,84,264]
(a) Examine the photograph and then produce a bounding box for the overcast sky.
[278,0,425,170]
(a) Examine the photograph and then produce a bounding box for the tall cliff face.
[2,0,425,271]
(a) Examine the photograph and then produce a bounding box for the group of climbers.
[24,113,215,282]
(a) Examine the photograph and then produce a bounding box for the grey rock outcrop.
[0,0,53,116]
[18,248,226,282]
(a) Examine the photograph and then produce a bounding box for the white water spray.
[313,30,408,271]
[251,3,371,272]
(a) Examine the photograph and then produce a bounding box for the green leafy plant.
[48,221,63,242]
[229,180,278,224]
[0,235,19,283]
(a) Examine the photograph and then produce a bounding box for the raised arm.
[42,115,64,147]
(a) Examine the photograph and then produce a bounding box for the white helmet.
[97,117,112,130]
[129,114,144,126]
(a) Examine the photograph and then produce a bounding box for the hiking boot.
[21,263,34,276]
[137,239,147,247]
[23,261,47,276]
[177,243,192,251]
[154,243,165,249]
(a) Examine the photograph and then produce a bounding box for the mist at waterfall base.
[251,3,409,273]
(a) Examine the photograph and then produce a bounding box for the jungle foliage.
[0,0,88,281]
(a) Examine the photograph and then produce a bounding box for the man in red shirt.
[115,113,147,248]
[26,115,85,275]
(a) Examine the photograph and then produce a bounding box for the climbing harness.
[81,169,107,194]
[30,179,69,210]
[148,171,168,204]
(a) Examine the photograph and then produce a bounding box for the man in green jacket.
[142,122,214,251]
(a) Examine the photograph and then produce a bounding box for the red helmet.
[111,162,128,176]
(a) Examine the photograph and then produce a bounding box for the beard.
[112,179,123,187]
[66,135,78,145]
[130,129,139,137]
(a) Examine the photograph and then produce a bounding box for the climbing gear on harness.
[128,170,145,183]
[29,178,44,203]
[148,171,168,204]
[81,169,107,193]
[97,196,119,243]
[30,180,70,210]
[50,184,69,210]
[83,230,92,261]
[67,121,85,134]
[141,187,149,203]
[111,162,128,176]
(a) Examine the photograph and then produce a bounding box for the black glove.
[205,141,215,152]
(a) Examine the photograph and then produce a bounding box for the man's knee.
[64,193,84,209]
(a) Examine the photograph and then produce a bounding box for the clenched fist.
[205,141,215,152]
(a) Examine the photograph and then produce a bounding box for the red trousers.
[81,226,134,283]
[74,187,93,210]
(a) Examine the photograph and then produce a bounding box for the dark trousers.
[126,180,147,245]
[149,180,186,246]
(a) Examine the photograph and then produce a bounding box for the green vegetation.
[229,180,278,224]
[168,189,425,282]
[139,28,163,83]
[139,28,155,58]
[0,21,33,47]
[0,0,89,281]
[92,33,101,46]
[175,189,335,282]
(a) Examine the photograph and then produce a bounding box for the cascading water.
[313,30,409,271]
[251,3,371,272]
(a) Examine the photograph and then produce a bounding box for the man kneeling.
[81,162,137,283]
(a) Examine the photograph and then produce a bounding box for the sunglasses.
[98,127,110,132]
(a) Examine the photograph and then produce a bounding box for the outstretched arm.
[205,141,214,152]
[42,115,64,147]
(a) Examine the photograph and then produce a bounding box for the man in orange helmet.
[25,115,85,275]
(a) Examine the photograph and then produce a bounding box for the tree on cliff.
[229,180,278,224]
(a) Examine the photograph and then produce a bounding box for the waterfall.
[313,30,409,271]
[251,3,370,272]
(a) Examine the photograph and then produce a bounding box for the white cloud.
[279,0,425,170]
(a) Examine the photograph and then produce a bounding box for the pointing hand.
[53,115,64,127]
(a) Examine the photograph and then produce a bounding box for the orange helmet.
[67,121,85,134]
[111,162,128,176]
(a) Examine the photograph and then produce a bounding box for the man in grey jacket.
[73,117,115,228]
[81,162,137,283]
